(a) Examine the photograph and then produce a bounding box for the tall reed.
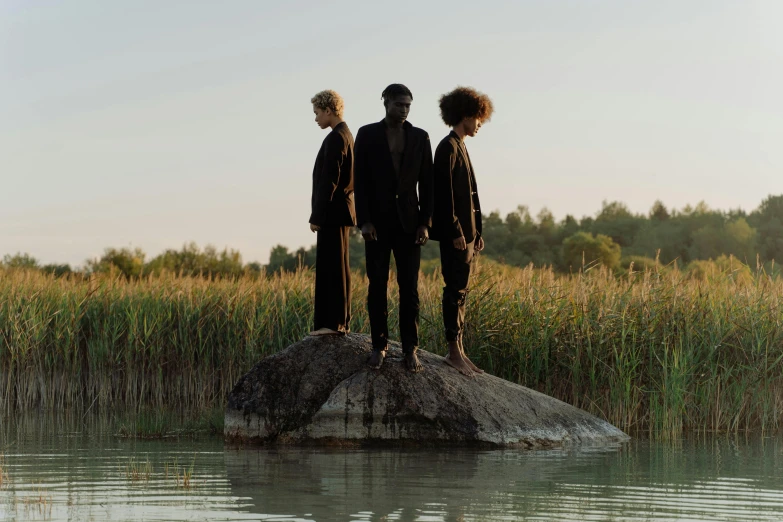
[1,260,781,436]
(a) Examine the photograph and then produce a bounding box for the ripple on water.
[3,416,783,521]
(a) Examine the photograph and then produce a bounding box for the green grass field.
[1,258,781,437]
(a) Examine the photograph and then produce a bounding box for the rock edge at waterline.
[225,334,629,448]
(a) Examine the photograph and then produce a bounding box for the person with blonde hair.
[308,89,355,336]
[429,86,494,376]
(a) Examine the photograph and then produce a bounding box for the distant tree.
[558,214,580,241]
[757,219,783,263]
[690,225,725,261]
[41,264,73,277]
[2,252,38,269]
[598,201,634,220]
[723,218,757,264]
[266,229,372,275]
[562,232,621,271]
[537,207,556,236]
[592,200,642,247]
[650,200,670,221]
[145,242,244,278]
[479,211,509,263]
[244,261,263,278]
[204,245,244,277]
[535,207,559,255]
[267,245,292,273]
[87,247,146,278]
[266,244,316,274]
[506,206,534,235]
[267,245,296,273]
[693,201,711,215]
[245,261,262,272]
[726,207,748,221]
[750,195,783,262]
[689,217,757,264]
[579,216,595,230]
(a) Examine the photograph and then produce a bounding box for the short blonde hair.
[310,90,344,118]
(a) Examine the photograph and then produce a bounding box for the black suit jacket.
[430,131,482,242]
[309,122,356,227]
[354,120,433,233]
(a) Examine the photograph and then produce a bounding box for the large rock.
[225,334,629,448]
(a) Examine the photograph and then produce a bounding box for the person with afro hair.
[308,89,355,336]
[429,86,494,377]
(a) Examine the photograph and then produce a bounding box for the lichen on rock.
[225,334,629,448]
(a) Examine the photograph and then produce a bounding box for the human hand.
[361,222,377,241]
[453,236,467,250]
[415,225,429,245]
[476,237,485,252]
[310,223,320,232]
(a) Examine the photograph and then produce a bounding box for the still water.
[1,414,783,521]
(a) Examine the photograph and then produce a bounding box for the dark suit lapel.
[399,126,416,187]
[374,120,395,177]
[463,144,477,189]
[456,139,470,173]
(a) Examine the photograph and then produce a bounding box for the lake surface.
[2,414,783,521]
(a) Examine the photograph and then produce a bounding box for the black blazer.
[354,120,433,233]
[430,131,483,243]
[309,122,356,227]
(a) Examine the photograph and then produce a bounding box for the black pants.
[439,239,475,342]
[313,226,351,333]
[365,227,421,353]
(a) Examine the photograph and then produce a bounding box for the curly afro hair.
[438,86,494,127]
[310,90,344,118]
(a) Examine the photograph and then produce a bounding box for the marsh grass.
[114,407,225,439]
[0,453,8,488]
[16,481,53,519]
[165,457,195,489]
[122,455,198,489]
[1,260,782,436]
[115,410,171,439]
[125,456,153,482]
[178,459,194,489]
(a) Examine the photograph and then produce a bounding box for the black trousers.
[365,226,421,352]
[313,226,351,333]
[439,239,475,342]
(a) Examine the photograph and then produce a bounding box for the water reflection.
[224,439,783,521]
[1,413,245,521]
[2,413,783,521]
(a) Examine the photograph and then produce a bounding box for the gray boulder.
[225,334,629,448]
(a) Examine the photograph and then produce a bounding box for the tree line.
[268,194,783,276]
[4,195,783,279]
[2,243,258,279]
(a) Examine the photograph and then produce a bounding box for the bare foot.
[404,352,423,373]
[443,354,474,378]
[310,327,341,336]
[459,341,484,374]
[461,353,484,374]
[367,348,387,370]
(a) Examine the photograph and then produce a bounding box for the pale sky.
[2,0,781,267]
